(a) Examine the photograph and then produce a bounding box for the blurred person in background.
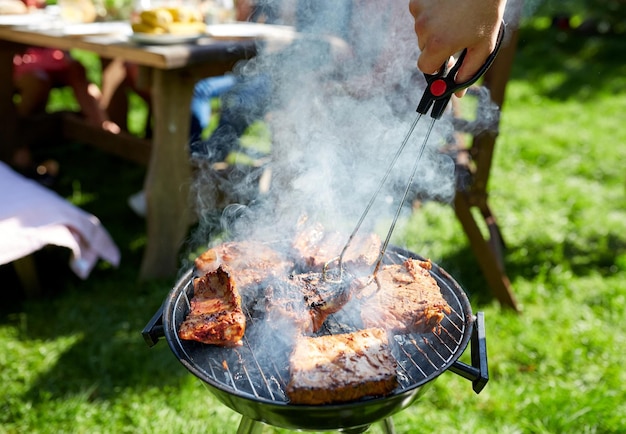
[5,0,119,183]
[188,0,350,163]
[13,48,119,134]
[190,0,285,141]
[188,0,282,144]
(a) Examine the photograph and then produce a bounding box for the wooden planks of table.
[0,23,260,279]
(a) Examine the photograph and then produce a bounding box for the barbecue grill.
[143,246,488,433]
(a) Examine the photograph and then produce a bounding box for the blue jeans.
[189,74,238,141]
[190,72,272,162]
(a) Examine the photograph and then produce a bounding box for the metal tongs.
[323,22,506,285]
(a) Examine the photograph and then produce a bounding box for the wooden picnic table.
[0,20,268,279]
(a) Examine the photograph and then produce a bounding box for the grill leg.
[236,415,264,434]
[380,417,396,434]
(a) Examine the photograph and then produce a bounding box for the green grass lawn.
[2,18,626,434]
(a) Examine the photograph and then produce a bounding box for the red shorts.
[13,47,72,80]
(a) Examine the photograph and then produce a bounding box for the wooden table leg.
[139,68,195,279]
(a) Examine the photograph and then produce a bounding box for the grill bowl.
[146,246,484,431]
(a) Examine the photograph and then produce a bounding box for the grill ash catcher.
[142,23,506,434]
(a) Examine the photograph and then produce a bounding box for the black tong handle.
[417,21,506,119]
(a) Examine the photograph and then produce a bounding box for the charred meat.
[290,272,353,332]
[178,267,246,346]
[264,272,354,335]
[264,278,315,336]
[195,240,295,292]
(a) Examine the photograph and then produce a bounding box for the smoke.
[512,0,545,21]
[189,0,519,252]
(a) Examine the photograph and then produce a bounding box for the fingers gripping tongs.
[324,22,506,285]
[418,22,506,119]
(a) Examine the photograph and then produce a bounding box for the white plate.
[206,23,295,39]
[130,32,203,45]
[63,21,132,36]
[0,12,49,27]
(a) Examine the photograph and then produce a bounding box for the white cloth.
[0,161,120,279]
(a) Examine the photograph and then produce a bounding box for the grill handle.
[449,311,489,394]
[142,304,165,347]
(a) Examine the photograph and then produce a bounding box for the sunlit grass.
[2,18,626,434]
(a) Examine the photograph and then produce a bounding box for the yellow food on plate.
[133,6,205,35]
[131,22,166,34]
[139,8,173,28]
[166,21,207,35]
[165,6,202,23]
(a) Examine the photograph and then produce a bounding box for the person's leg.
[13,69,52,117]
[189,74,237,141]
[100,57,131,131]
[220,73,272,137]
[12,70,58,182]
[11,70,52,172]
[55,57,120,133]
[190,73,272,162]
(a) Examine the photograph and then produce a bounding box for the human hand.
[409,0,506,96]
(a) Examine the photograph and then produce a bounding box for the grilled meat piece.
[265,279,314,336]
[286,328,398,405]
[178,266,246,346]
[359,259,451,335]
[265,272,354,334]
[290,272,352,332]
[194,241,294,294]
[292,223,381,276]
